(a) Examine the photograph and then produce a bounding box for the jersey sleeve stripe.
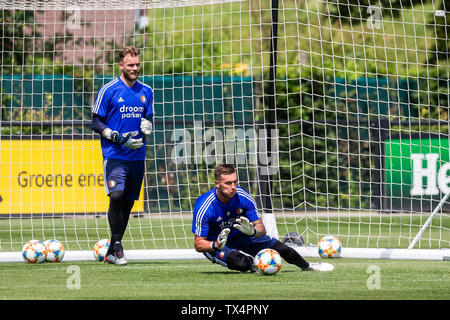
[195,193,215,236]
[194,193,215,236]
[92,78,119,114]
[136,79,153,90]
[237,189,257,207]
[237,189,261,218]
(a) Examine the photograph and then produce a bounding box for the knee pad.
[109,190,125,204]
[226,250,254,272]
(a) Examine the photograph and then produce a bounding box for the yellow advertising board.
[0,138,144,215]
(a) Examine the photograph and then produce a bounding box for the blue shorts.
[204,235,278,268]
[103,159,145,200]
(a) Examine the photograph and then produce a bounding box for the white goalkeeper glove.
[211,228,230,251]
[104,129,143,150]
[233,217,256,236]
[140,118,153,135]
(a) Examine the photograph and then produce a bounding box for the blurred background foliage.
[0,0,448,211]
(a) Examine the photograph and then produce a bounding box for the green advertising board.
[384,134,450,212]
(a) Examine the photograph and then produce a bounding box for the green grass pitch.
[0,257,449,300]
[1,215,449,300]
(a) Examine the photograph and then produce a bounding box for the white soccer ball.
[44,239,65,262]
[254,248,282,275]
[318,235,342,258]
[93,239,110,262]
[22,240,47,264]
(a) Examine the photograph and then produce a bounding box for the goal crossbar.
[0,0,245,10]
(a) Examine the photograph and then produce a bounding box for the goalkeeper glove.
[140,118,153,135]
[211,228,230,251]
[233,217,256,236]
[104,129,143,150]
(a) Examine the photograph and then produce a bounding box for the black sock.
[272,240,310,270]
[120,200,134,241]
[106,190,125,255]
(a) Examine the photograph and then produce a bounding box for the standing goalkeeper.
[192,164,332,272]
[91,46,154,265]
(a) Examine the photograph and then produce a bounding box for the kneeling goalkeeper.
[192,164,330,272]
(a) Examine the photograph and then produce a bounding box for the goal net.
[0,0,449,262]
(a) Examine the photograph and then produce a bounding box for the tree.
[0,10,36,74]
[427,0,448,65]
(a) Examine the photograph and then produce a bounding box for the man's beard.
[123,70,139,82]
[218,187,235,200]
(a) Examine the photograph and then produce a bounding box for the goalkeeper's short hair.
[214,164,236,181]
[119,46,140,62]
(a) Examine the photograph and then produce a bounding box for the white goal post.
[0,0,449,263]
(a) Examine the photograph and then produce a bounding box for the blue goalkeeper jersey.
[92,76,154,161]
[192,186,261,243]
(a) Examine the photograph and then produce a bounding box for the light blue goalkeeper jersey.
[192,186,261,243]
[92,76,154,161]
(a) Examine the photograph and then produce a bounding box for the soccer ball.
[254,248,282,275]
[318,235,342,258]
[22,240,47,264]
[93,239,110,262]
[44,239,65,262]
